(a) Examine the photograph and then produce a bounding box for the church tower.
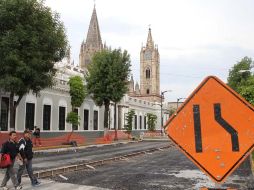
[79,6,103,70]
[140,28,160,102]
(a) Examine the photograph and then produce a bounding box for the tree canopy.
[66,76,86,130]
[0,0,68,129]
[85,48,131,129]
[68,76,86,109]
[147,113,157,131]
[124,109,135,134]
[227,57,254,105]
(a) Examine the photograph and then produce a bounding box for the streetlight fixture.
[238,68,254,73]
[160,90,172,135]
[176,98,187,109]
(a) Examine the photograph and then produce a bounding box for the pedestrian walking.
[0,131,23,190]
[17,130,40,187]
[33,127,41,146]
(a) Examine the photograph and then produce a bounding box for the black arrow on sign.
[214,103,239,152]
[193,103,239,153]
[193,105,202,153]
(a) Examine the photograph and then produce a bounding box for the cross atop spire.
[146,27,154,49]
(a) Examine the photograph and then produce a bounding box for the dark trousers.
[17,159,37,185]
[34,137,41,146]
[1,163,19,188]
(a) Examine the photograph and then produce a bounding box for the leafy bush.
[147,113,157,131]
[124,109,135,134]
[66,111,80,126]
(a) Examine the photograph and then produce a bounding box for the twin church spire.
[85,6,102,50]
[79,6,160,102]
[79,5,103,70]
[146,27,154,49]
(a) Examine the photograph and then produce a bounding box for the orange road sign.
[165,76,254,183]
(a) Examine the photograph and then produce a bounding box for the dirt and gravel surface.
[52,146,254,190]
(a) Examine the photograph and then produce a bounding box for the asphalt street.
[0,141,253,190]
[53,146,254,190]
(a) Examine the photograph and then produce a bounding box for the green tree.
[66,111,80,127]
[0,0,67,129]
[237,76,254,105]
[85,48,131,134]
[66,76,86,129]
[68,76,86,110]
[147,113,157,131]
[124,109,135,135]
[227,57,254,105]
[169,108,176,117]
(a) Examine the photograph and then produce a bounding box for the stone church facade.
[0,6,170,140]
[128,28,161,103]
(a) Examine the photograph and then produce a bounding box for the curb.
[142,138,169,141]
[251,153,254,176]
[33,139,170,154]
[33,140,138,154]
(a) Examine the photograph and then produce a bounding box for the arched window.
[147,89,150,94]
[146,69,150,79]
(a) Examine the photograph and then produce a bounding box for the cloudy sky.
[45,0,254,102]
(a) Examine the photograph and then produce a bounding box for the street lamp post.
[238,68,254,73]
[176,98,186,109]
[160,90,171,135]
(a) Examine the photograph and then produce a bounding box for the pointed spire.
[131,75,134,82]
[135,81,139,91]
[66,45,71,65]
[104,41,107,49]
[146,27,154,49]
[85,6,102,50]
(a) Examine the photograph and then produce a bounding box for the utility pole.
[114,102,118,141]
[160,90,171,135]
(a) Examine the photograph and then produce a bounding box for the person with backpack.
[0,131,23,190]
[17,130,40,187]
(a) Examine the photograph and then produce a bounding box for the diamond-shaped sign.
[165,76,254,183]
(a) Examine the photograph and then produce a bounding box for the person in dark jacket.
[33,126,41,146]
[0,131,23,190]
[17,130,40,186]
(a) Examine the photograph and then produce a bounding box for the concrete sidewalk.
[33,138,169,154]
[0,172,109,190]
[33,140,135,154]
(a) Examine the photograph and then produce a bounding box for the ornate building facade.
[0,6,170,142]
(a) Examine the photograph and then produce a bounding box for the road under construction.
[1,140,253,190]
